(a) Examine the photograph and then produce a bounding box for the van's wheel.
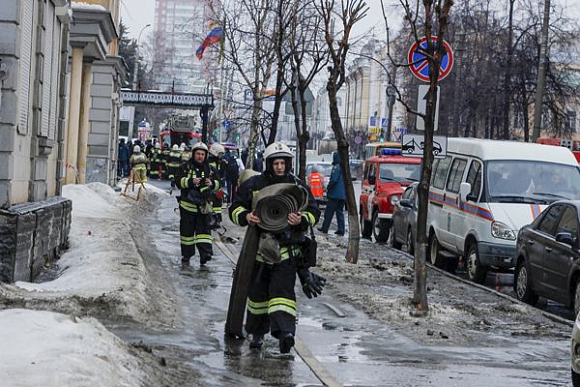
[372,210,390,243]
[572,369,580,387]
[406,228,415,255]
[514,260,538,306]
[574,280,580,317]
[428,233,445,268]
[466,242,488,284]
[390,230,403,250]
[360,208,372,239]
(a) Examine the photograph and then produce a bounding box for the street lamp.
[132,24,151,91]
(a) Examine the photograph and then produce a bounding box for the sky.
[120,0,580,55]
[119,0,397,41]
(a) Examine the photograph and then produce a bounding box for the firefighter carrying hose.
[228,142,325,354]
[175,142,220,266]
[208,143,227,229]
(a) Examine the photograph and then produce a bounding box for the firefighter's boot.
[279,333,295,354]
[249,334,264,349]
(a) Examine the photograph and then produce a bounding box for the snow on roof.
[71,2,107,11]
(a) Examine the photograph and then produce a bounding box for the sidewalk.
[0,183,172,387]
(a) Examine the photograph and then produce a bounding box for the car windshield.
[308,164,333,176]
[379,163,421,183]
[486,160,580,203]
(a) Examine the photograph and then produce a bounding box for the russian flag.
[196,25,223,60]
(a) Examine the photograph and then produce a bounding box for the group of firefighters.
[168,140,326,355]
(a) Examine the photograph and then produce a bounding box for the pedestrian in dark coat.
[117,139,130,177]
[318,151,346,235]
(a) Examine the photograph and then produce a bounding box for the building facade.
[0,0,73,282]
[154,0,219,93]
[0,0,124,283]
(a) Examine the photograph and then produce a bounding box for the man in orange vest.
[308,168,324,200]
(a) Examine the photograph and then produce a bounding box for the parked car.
[391,183,419,254]
[305,161,333,203]
[360,148,421,243]
[427,138,580,283]
[514,200,580,315]
[572,312,580,386]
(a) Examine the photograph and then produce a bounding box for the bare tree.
[381,0,454,315]
[221,0,277,168]
[286,1,329,180]
[317,0,368,264]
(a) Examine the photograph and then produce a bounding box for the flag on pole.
[196,25,223,60]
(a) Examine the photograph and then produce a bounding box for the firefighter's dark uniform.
[167,148,182,187]
[149,147,163,179]
[208,154,227,224]
[175,158,220,263]
[229,172,320,343]
[161,147,171,179]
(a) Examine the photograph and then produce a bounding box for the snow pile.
[0,309,144,387]
[15,183,151,321]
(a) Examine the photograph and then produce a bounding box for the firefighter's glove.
[298,269,326,299]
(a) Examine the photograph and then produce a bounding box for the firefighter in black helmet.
[229,142,324,354]
[175,142,220,266]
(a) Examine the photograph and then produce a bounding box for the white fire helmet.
[263,142,293,161]
[172,144,179,151]
[209,143,225,157]
[133,145,141,153]
[192,142,209,154]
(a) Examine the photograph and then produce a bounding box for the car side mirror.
[351,177,357,181]
[399,198,413,208]
[459,182,471,202]
[368,176,376,185]
[556,232,576,247]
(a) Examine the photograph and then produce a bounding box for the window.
[567,110,577,133]
[368,162,376,182]
[337,97,342,107]
[537,205,564,236]
[465,160,482,201]
[556,207,578,239]
[432,156,451,189]
[431,158,440,185]
[446,158,467,193]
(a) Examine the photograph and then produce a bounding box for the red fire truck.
[360,148,422,243]
[159,115,201,149]
[536,138,580,163]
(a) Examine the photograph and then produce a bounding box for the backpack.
[226,157,239,181]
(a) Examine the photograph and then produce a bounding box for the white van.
[427,138,580,283]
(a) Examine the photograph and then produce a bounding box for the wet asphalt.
[110,179,572,386]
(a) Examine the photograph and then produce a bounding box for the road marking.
[322,302,347,318]
[294,336,343,387]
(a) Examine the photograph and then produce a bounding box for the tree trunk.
[298,85,310,181]
[247,93,262,169]
[328,82,359,264]
[502,0,515,140]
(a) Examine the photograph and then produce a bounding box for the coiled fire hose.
[253,183,310,232]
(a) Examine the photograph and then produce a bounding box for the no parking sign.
[408,36,454,82]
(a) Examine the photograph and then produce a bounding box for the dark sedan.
[391,183,418,255]
[514,200,580,315]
